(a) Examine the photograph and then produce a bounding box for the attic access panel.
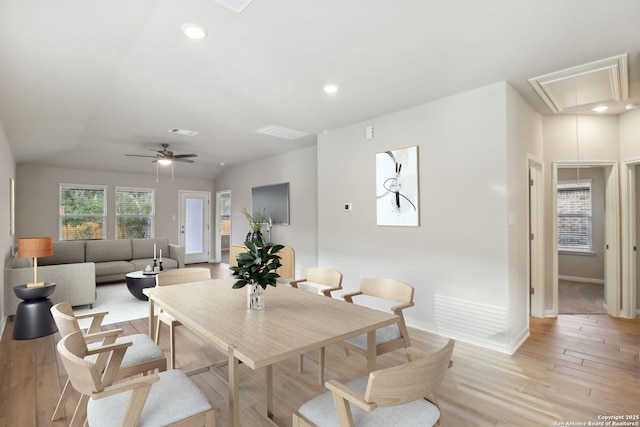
[528,54,628,113]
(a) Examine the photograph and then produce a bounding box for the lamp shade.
[18,237,53,259]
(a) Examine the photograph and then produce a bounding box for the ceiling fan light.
[158,158,173,166]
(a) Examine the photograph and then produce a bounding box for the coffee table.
[125,270,162,300]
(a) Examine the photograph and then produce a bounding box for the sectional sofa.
[4,237,184,316]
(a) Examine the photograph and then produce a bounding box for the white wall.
[506,84,543,346]
[0,121,16,331]
[15,164,215,248]
[215,146,318,277]
[317,82,525,353]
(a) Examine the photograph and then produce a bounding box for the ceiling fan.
[126,143,197,165]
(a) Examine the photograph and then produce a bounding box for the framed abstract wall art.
[375,146,419,226]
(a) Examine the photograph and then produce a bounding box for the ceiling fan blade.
[126,154,159,158]
[173,158,195,163]
[173,154,198,158]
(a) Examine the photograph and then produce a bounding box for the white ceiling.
[1,0,639,180]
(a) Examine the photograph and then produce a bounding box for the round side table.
[12,282,58,340]
[126,271,160,301]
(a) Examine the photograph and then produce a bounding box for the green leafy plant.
[242,207,266,232]
[230,236,284,290]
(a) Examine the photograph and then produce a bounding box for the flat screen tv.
[251,182,290,225]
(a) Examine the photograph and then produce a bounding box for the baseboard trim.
[558,275,604,285]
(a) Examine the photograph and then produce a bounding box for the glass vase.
[247,283,265,310]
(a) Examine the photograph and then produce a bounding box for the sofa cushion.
[93,261,135,277]
[86,239,132,263]
[131,238,169,261]
[39,240,86,266]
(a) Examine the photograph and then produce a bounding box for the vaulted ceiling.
[1,0,639,179]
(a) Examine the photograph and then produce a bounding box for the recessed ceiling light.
[181,23,207,40]
[323,84,338,94]
[592,105,608,113]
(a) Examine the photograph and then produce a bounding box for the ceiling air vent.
[254,124,309,140]
[168,128,198,137]
[213,0,254,13]
[528,54,628,114]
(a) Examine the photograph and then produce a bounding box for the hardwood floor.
[1,266,639,426]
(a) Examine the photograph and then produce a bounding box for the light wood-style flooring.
[1,264,639,426]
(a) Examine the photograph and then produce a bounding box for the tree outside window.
[60,185,107,240]
[116,187,155,239]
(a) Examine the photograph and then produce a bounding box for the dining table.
[144,278,399,427]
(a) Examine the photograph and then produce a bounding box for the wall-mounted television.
[251,182,290,225]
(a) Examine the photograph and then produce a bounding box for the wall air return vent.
[528,54,628,114]
[213,0,254,13]
[254,124,309,140]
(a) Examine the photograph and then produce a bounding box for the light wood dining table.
[144,278,399,427]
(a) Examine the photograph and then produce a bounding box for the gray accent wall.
[14,164,215,246]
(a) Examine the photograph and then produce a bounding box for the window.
[59,184,107,240]
[557,180,592,251]
[116,187,155,239]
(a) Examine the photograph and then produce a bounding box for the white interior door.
[179,191,211,264]
[528,160,544,317]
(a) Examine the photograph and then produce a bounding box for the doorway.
[215,190,232,264]
[179,191,211,264]
[552,162,620,316]
[620,160,639,318]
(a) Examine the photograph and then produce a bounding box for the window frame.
[557,179,593,254]
[59,183,108,241]
[115,186,156,239]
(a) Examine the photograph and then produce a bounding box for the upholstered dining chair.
[292,340,455,427]
[155,267,212,369]
[290,267,344,385]
[50,301,166,426]
[342,278,415,363]
[58,330,216,427]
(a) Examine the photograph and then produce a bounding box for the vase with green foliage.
[242,207,267,242]
[230,236,284,309]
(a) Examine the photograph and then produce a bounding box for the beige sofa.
[4,237,184,316]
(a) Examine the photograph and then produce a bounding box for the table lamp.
[18,237,53,288]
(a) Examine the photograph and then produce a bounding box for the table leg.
[266,365,274,419]
[228,346,240,427]
[366,330,377,372]
[148,297,155,338]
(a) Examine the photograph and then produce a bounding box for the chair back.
[156,267,211,287]
[57,331,105,396]
[51,301,82,337]
[305,267,343,287]
[360,278,414,304]
[365,339,455,407]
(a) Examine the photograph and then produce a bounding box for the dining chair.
[292,339,455,427]
[58,330,216,427]
[50,301,166,426]
[342,278,415,363]
[155,267,212,369]
[290,267,344,385]
[290,267,344,297]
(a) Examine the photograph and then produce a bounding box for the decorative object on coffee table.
[17,236,53,287]
[12,282,58,340]
[230,236,283,309]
